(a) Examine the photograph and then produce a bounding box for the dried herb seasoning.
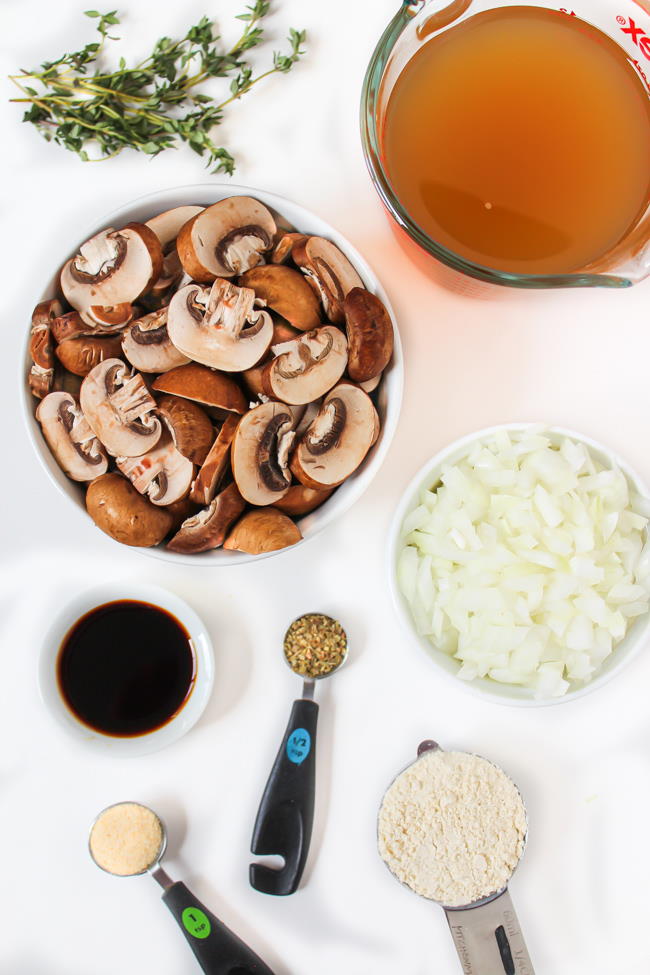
[284,613,348,679]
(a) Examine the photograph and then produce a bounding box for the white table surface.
[2,1,650,972]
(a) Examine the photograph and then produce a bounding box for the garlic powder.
[90,802,163,877]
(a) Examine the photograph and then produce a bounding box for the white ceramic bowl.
[388,423,650,707]
[22,183,403,565]
[38,583,214,754]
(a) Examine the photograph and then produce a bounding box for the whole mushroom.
[86,472,173,547]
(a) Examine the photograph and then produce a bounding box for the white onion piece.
[397,430,650,698]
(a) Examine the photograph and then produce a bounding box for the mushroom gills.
[121,308,190,373]
[80,358,162,457]
[116,433,194,506]
[177,197,276,282]
[295,237,364,324]
[231,401,301,506]
[36,391,108,481]
[263,326,348,405]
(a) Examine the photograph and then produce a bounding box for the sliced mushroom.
[241,363,268,399]
[294,237,364,324]
[275,484,334,517]
[272,318,301,345]
[157,394,214,465]
[359,372,382,394]
[36,392,108,481]
[80,358,162,456]
[262,326,347,405]
[271,232,308,265]
[121,308,190,373]
[81,303,134,329]
[239,266,321,331]
[53,364,82,398]
[61,223,163,312]
[116,433,194,506]
[55,335,124,377]
[50,310,123,343]
[167,482,246,554]
[145,206,204,297]
[177,197,276,281]
[190,414,239,505]
[28,299,61,398]
[343,287,394,383]
[223,508,302,554]
[290,382,380,489]
[151,362,247,414]
[86,472,173,547]
[167,279,273,372]
[231,401,300,506]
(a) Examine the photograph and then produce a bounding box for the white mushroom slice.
[295,237,364,324]
[36,391,108,482]
[80,358,162,457]
[121,308,190,373]
[262,327,347,405]
[146,205,205,247]
[290,382,380,489]
[167,279,273,372]
[61,223,163,312]
[177,196,276,281]
[116,433,194,506]
[231,401,301,506]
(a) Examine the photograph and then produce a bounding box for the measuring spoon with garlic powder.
[378,742,535,975]
[250,613,348,896]
[89,802,276,974]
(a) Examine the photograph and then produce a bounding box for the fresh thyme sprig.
[9,4,306,173]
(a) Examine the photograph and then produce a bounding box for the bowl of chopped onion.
[389,424,650,705]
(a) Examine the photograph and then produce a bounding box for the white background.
[2,1,650,973]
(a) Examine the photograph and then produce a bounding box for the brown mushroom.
[272,318,301,345]
[121,308,190,373]
[239,266,321,331]
[294,237,363,324]
[151,363,247,414]
[262,327,348,405]
[28,299,61,399]
[145,205,204,297]
[275,484,334,517]
[165,496,201,533]
[231,401,300,506]
[167,482,246,554]
[116,433,194,506]
[343,288,394,383]
[80,358,162,456]
[86,472,173,547]
[177,196,276,281]
[290,382,380,489]
[359,372,382,394]
[271,232,308,265]
[82,303,134,329]
[190,414,239,505]
[157,394,214,465]
[223,508,302,554]
[50,310,123,343]
[36,391,108,481]
[55,334,124,377]
[167,279,273,372]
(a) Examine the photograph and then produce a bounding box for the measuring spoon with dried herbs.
[250,613,348,896]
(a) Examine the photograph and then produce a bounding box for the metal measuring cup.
[379,742,535,975]
[89,802,276,975]
[250,613,348,896]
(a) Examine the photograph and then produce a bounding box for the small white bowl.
[38,583,214,754]
[388,423,650,707]
[21,183,403,565]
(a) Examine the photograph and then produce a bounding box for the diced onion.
[397,429,650,698]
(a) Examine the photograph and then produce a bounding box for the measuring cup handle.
[250,697,319,896]
[162,881,276,975]
[444,889,535,975]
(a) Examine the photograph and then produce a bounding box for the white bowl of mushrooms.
[22,184,403,563]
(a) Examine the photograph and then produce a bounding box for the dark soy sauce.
[57,600,196,737]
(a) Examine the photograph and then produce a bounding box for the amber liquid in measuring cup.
[380,6,650,275]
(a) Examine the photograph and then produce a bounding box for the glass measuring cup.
[378,741,535,974]
[361,0,650,288]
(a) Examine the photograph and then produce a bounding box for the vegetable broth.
[380,6,650,275]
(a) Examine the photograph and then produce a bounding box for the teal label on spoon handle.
[286,728,311,764]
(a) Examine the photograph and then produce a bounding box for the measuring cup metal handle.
[162,881,277,975]
[444,888,535,975]
[250,697,319,896]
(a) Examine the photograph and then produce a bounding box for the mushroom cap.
[177,197,276,282]
[30,299,61,369]
[86,472,173,547]
[271,232,308,265]
[167,279,273,373]
[61,223,163,312]
[55,335,124,377]
[290,382,380,489]
[239,265,321,331]
[190,413,239,505]
[151,363,247,414]
[80,358,162,457]
[157,394,215,465]
[36,391,108,482]
[223,508,302,554]
[121,308,190,374]
[231,401,300,506]
[116,433,194,506]
[263,326,348,405]
[296,237,364,324]
[275,484,334,517]
[82,303,135,329]
[145,205,205,248]
[343,287,394,383]
[167,482,246,554]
